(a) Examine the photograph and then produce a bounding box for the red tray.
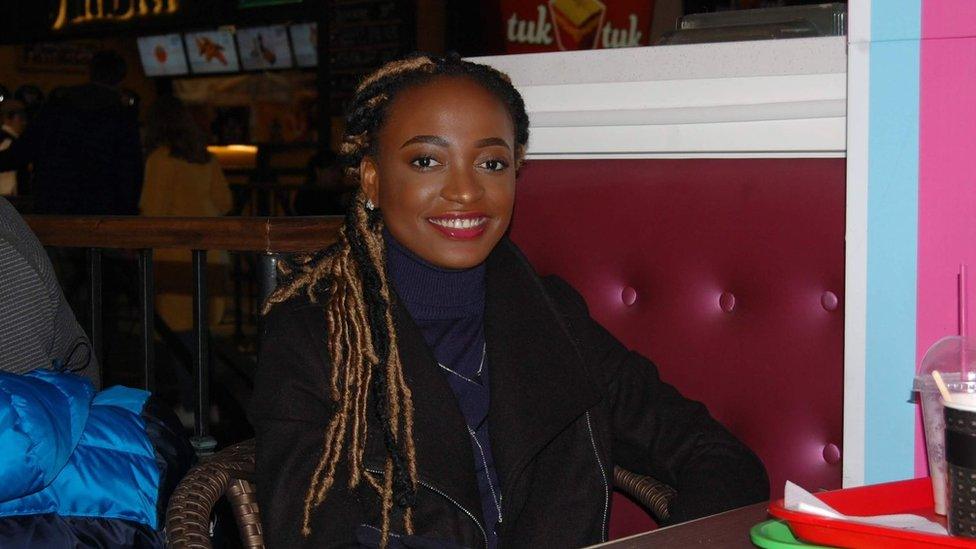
[768,478,976,548]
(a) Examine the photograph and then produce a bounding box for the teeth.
[430,217,486,229]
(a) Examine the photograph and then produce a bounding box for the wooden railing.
[28,216,342,252]
[25,215,342,454]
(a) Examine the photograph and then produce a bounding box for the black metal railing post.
[138,249,155,392]
[86,248,102,379]
[232,252,244,343]
[257,253,279,308]
[256,253,279,356]
[191,250,216,457]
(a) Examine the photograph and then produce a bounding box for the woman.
[252,55,768,549]
[140,96,232,334]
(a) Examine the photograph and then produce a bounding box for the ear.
[360,156,380,206]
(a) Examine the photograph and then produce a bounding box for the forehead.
[378,76,515,142]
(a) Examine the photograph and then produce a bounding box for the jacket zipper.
[365,467,488,549]
[585,411,609,542]
[497,412,607,544]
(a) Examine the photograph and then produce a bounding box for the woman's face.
[361,76,518,270]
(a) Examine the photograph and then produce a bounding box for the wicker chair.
[165,438,676,548]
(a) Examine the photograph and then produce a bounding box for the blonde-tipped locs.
[263,53,530,548]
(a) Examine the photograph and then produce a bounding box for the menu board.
[137,34,189,76]
[289,22,318,68]
[184,30,240,74]
[237,25,294,71]
[328,0,413,113]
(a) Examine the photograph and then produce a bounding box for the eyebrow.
[475,137,512,149]
[399,135,513,150]
[400,135,449,149]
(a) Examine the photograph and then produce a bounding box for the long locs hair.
[262,53,529,547]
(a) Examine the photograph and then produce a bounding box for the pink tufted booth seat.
[508,158,845,539]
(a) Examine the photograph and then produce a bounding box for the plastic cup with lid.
[915,336,976,515]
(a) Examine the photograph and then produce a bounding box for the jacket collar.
[484,239,601,493]
[364,238,601,524]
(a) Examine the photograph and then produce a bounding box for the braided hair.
[263,53,530,546]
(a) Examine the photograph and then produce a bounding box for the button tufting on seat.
[621,286,638,306]
[719,292,735,313]
[822,443,841,464]
[821,291,839,311]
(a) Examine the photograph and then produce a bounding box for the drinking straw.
[934,371,953,404]
[961,264,969,379]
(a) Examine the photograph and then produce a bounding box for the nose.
[441,165,484,205]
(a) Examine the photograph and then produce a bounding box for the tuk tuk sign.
[502,0,654,53]
[52,0,180,31]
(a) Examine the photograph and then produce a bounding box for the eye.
[411,156,442,170]
[479,159,508,172]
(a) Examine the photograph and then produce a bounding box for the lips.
[427,212,489,240]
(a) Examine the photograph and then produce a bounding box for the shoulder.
[146,147,171,164]
[262,291,328,342]
[0,197,53,280]
[252,291,333,422]
[0,197,30,239]
[491,237,592,321]
[540,274,589,315]
[144,148,172,174]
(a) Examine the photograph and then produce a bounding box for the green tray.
[750,520,836,549]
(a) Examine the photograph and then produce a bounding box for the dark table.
[591,502,771,548]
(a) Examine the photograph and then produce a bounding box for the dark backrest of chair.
[509,158,845,537]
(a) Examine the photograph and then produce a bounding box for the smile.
[427,214,489,239]
[428,217,488,229]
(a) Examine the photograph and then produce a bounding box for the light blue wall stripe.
[863,2,922,484]
[871,0,923,41]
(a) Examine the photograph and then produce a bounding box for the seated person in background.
[252,54,769,549]
[0,99,28,197]
[0,196,98,387]
[0,196,194,548]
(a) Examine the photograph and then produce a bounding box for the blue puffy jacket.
[0,369,194,548]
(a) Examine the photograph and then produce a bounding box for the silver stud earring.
[365,199,375,211]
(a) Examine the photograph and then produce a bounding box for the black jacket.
[250,239,768,549]
[0,84,142,215]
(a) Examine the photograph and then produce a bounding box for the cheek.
[489,179,517,215]
[379,171,440,212]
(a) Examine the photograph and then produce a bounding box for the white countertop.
[470,37,847,158]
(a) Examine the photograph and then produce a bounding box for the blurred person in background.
[0,51,144,326]
[0,51,142,215]
[0,99,28,196]
[140,95,232,418]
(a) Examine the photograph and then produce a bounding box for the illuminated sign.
[501,0,654,54]
[52,0,180,31]
[239,0,302,6]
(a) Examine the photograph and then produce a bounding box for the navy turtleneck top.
[384,231,502,547]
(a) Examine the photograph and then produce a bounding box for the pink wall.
[914,0,976,476]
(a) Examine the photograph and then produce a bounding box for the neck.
[383,229,485,320]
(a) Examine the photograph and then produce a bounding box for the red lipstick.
[427,212,489,240]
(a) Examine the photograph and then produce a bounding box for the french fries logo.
[547,0,606,50]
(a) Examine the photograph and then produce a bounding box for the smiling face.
[360,76,518,270]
